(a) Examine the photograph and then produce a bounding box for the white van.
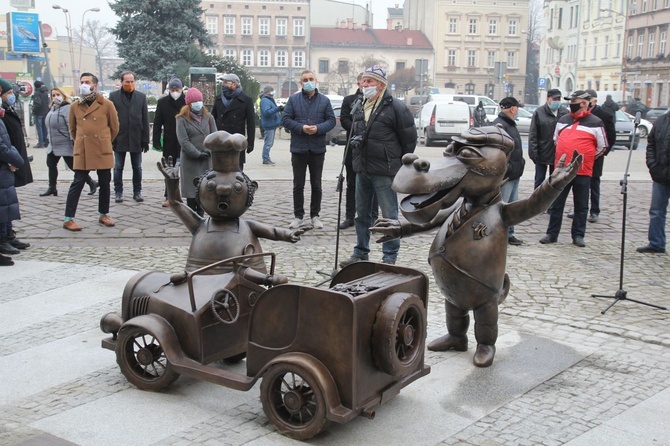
[418,100,473,146]
[428,94,498,108]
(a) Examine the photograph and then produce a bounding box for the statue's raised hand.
[157,156,180,180]
[549,150,582,190]
[371,218,402,243]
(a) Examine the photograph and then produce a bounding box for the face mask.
[191,101,203,112]
[6,93,16,106]
[79,84,92,95]
[270,91,275,96]
[362,86,378,99]
[52,95,63,104]
[302,81,316,92]
[122,84,135,92]
[569,103,582,114]
[170,91,182,100]
[549,101,561,111]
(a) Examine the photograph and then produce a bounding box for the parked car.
[623,112,653,138]
[418,100,472,146]
[514,107,533,133]
[327,106,347,145]
[613,110,640,150]
[644,107,669,124]
[325,94,344,109]
[521,104,540,114]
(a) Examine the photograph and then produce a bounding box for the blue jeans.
[534,163,554,190]
[262,128,276,161]
[501,178,520,236]
[114,151,143,195]
[291,152,324,218]
[546,175,590,240]
[647,181,670,250]
[35,115,47,146]
[353,173,400,263]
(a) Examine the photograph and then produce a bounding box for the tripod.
[591,111,668,314]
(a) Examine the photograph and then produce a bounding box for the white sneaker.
[289,218,303,229]
[311,216,323,229]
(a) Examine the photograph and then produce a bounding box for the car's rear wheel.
[261,363,328,440]
[425,131,434,147]
[117,326,179,391]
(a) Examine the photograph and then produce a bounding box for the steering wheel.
[210,288,240,324]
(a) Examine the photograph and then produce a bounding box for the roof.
[310,27,433,50]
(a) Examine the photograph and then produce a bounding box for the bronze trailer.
[100,254,430,440]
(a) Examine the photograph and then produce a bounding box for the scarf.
[190,110,203,124]
[79,92,98,105]
[363,87,386,122]
[221,86,242,107]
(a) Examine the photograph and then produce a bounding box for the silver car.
[613,110,640,150]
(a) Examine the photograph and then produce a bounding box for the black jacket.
[591,105,616,152]
[109,89,150,153]
[212,91,256,163]
[601,98,620,116]
[340,89,363,164]
[493,112,525,181]
[351,89,417,176]
[153,93,186,161]
[646,112,670,185]
[528,103,568,165]
[0,105,33,187]
[32,86,50,117]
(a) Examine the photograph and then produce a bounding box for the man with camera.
[339,66,417,266]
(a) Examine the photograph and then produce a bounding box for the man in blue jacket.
[281,70,335,229]
[259,85,283,166]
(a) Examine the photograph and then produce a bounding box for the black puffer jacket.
[492,112,525,181]
[0,105,32,187]
[153,92,186,161]
[646,112,670,185]
[528,103,567,165]
[351,89,417,176]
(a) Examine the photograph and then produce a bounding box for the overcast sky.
[28,0,397,38]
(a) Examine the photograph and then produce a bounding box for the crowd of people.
[0,68,668,268]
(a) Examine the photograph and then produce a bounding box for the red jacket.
[553,112,606,176]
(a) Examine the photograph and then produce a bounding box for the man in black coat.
[338,74,363,229]
[109,71,150,203]
[601,94,620,116]
[32,80,50,148]
[584,89,616,223]
[212,73,255,170]
[153,78,186,207]
[528,89,567,189]
[493,96,526,245]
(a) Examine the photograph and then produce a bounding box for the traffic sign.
[538,77,547,88]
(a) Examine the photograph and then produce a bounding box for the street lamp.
[53,5,76,88]
[78,8,100,78]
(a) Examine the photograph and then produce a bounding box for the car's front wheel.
[638,126,648,138]
[116,326,179,391]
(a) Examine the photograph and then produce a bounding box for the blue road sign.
[538,77,547,88]
[8,12,41,54]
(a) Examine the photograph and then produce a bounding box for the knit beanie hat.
[363,66,387,84]
[0,78,14,96]
[185,87,203,104]
[168,78,183,90]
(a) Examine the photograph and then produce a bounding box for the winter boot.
[0,236,20,255]
[8,229,30,250]
[40,185,57,196]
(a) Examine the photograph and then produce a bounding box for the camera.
[349,135,364,150]
[14,83,28,94]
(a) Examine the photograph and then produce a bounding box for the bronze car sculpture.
[372,125,582,368]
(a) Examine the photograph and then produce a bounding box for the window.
[465,83,475,94]
[583,38,588,60]
[224,17,235,35]
[318,59,329,73]
[224,49,236,59]
[242,17,252,35]
[293,50,305,67]
[660,31,667,55]
[627,35,634,58]
[276,50,287,67]
[508,20,517,35]
[488,19,497,35]
[396,61,406,71]
[652,0,658,9]
[604,36,610,58]
[549,9,554,30]
[487,51,496,67]
[206,48,217,56]
[638,33,645,57]
[593,37,598,59]
[642,0,647,11]
[648,32,655,57]
[258,50,270,67]
[338,60,349,74]
[276,18,287,36]
[558,8,563,29]
[447,49,456,66]
[206,16,217,35]
[468,50,476,66]
[507,51,516,68]
[241,49,252,66]
[469,19,477,34]
[449,18,457,33]
[616,34,622,57]
[294,19,305,36]
[259,18,270,36]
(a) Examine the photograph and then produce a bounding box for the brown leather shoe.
[63,220,82,231]
[161,199,169,207]
[98,215,116,227]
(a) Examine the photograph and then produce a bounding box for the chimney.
[347,18,353,29]
[407,37,413,45]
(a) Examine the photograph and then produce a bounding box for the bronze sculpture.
[372,125,582,367]
[157,131,304,274]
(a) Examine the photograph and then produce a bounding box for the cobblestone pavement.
[2,136,669,445]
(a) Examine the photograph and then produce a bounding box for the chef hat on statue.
[203,131,248,172]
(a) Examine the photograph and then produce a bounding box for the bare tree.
[524,0,544,103]
[73,20,116,90]
[388,67,418,97]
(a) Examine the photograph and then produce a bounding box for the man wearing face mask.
[259,85,283,166]
[540,90,606,247]
[64,72,119,231]
[339,65,416,266]
[282,70,336,229]
[493,96,525,245]
[212,73,255,170]
[109,71,150,203]
[154,77,186,207]
[528,89,567,189]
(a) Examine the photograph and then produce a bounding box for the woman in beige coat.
[63,73,119,231]
[175,87,216,216]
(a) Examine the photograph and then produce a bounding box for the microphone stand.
[315,99,362,287]
[591,111,668,314]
